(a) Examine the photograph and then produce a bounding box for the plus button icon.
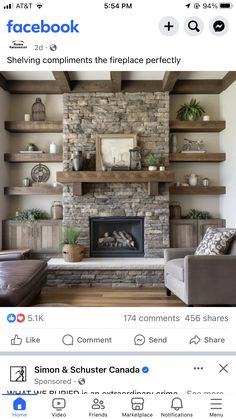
[159,17,179,36]
[164,21,174,31]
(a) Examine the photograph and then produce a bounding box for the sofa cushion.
[165,258,184,282]
[195,227,235,256]
[0,260,47,306]
[227,235,236,255]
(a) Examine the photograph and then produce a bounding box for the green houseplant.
[144,154,160,171]
[15,208,49,223]
[61,228,84,262]
[177,98,205,121]
[185,209,211,219]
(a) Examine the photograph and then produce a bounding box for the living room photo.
[0,70,235,307]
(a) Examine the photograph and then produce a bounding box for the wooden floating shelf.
[170,186,226,195]
[4,121,63,133]
[4,186,63,196]
[170,120,226,133]
[4,153,63,163]
[170,153,226,162]
[57,170,175,196]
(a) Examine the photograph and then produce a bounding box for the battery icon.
[219,2,233,8]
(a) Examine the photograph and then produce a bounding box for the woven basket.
[62,244,84,262]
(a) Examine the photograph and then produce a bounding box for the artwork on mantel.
[96,134,137,171]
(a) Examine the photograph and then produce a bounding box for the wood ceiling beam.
[110,72,122,92]
[121,80,163,92]
[172,79,223,94]
[3,76,236,95]
[70,80,113,93]
[0,73,9,91]
[162,71,181,92]
[6,80,62,94]
[52,71,72,93]
[221,72,236,92]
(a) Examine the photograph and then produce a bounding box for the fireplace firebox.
[90,217,144,257]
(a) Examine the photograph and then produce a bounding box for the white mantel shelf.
[48,258,164,271]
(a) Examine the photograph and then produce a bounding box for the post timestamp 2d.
[104,2,133,9]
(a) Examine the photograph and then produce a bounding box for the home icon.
[13,397,26,411]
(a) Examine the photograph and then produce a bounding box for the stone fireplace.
[63,92,170,258]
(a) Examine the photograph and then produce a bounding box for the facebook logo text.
[6,20,80,33]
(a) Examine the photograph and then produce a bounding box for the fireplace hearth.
[90,217,144,257]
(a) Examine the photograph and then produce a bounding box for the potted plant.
[26,143,38,151]
[185,209,211,219]
[144,154,160,171]
[15,208,49,223]
[61,228,84,262]
[177,98,205,121]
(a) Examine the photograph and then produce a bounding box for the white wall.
[170,94,221,217]
[219,82,236,227]
[8,95,63,217]
[0,88,10,249]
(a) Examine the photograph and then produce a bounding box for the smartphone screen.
[0,0,235,417]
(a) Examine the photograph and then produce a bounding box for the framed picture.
[96,134,137,171]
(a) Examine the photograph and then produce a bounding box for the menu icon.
[210,398,223,410]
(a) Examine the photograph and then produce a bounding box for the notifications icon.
[62,334,74,346]
[134,334,146,346]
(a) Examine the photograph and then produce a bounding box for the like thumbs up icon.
[11,335,23,346]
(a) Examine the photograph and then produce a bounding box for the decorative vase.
[202,177,209,187]
[26,143,36,151]
[24,114,31,122]
[148,166,157,171]
[22,177,30,187]
[51,201,63,219]
[170,202,182,219]
[188,173,198,186]
[159,165,166,171]
[129,146,142,171]
[32,98,46,121]
[49,142,57,154]
[72,151,83,171]
[62,244,84,262]
[170,134,177,153]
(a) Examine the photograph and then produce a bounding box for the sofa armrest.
[0,252,24,261]
[184,255,236,304]
[164,248,196,263]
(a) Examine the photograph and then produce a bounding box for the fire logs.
[97,231,136,249]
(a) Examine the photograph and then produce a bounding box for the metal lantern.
[32,97,46,121]
[129,147,142,171]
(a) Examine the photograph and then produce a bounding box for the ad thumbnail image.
[0,71,235,307]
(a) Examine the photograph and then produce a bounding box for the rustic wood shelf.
[170,186,226,195]
[4,153,63,163]
[5,121,63,133]
[57,170,175,196]
[4,186,62,195]
[170,153,226,162]
[170,121,226,133]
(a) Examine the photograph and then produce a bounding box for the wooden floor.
[35,287,185,307]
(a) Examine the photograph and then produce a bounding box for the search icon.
[188,20,200,32]
[185,17,204,36]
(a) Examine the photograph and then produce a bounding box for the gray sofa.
[164,229,236,306]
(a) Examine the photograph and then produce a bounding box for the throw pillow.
[195,228,235,256]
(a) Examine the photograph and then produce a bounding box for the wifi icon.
[36,2,43,8]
